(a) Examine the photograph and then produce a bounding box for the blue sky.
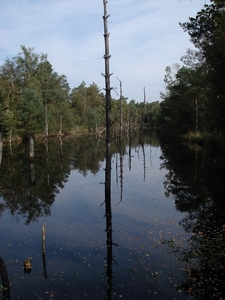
[0,0,209,103]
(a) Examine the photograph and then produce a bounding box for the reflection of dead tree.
[128,134,132,171]
[103,147,119,297]
[149,144,153,168]
[100,168,119,297]
[42,224,47,279]
[115,138,124,204]
[59,136,63,157]
[29,161,35,184]
[142,143,146,182]
[104,176,119,299]
[139,138,146,181]
[59,136,63,171]
[118,77,124,203]
[116,152,118,185]
[117,146,123,205]
[45,137,50,186]
[0,256,10,299]
[115,143,124,205]
[116,77,124,203]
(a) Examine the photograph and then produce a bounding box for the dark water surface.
[0,132,224,299]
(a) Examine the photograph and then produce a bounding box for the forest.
[0,45,160,142]
[160,0,225,141]
[0,0,225,143]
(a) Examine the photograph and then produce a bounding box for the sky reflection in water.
[0,140,192,300]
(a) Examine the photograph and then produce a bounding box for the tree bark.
[102,1,114,297]
[29,135,34,160]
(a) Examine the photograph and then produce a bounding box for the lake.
[0,131,224,300]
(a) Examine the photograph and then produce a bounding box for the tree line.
[0,46,160,142]
[159,0,225,141]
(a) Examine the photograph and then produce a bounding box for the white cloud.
[0,0,209,102]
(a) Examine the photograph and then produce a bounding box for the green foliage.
[160,65,200,134]
[70,81,105,130]
[0,46,75,137]
[1,45,161,138]
[17,88,45,136]
[160,1,225,139]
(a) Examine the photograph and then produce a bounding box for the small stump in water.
[23,258,32,274]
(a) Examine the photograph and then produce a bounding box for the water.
[0,132,224,299]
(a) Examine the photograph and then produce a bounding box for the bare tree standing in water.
[102,0,112,212]
[102,1,114,298]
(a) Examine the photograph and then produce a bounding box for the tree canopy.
[0,46,161,140]
[160,1,225,140]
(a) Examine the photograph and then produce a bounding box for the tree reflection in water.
[160,137,225,299]
[102,150,119,299]
[0,132,224,299]
[0,256,10,300]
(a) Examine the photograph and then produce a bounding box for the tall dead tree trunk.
[102,0,112,201]
[102,1,114,297]
[102,0,112,147]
